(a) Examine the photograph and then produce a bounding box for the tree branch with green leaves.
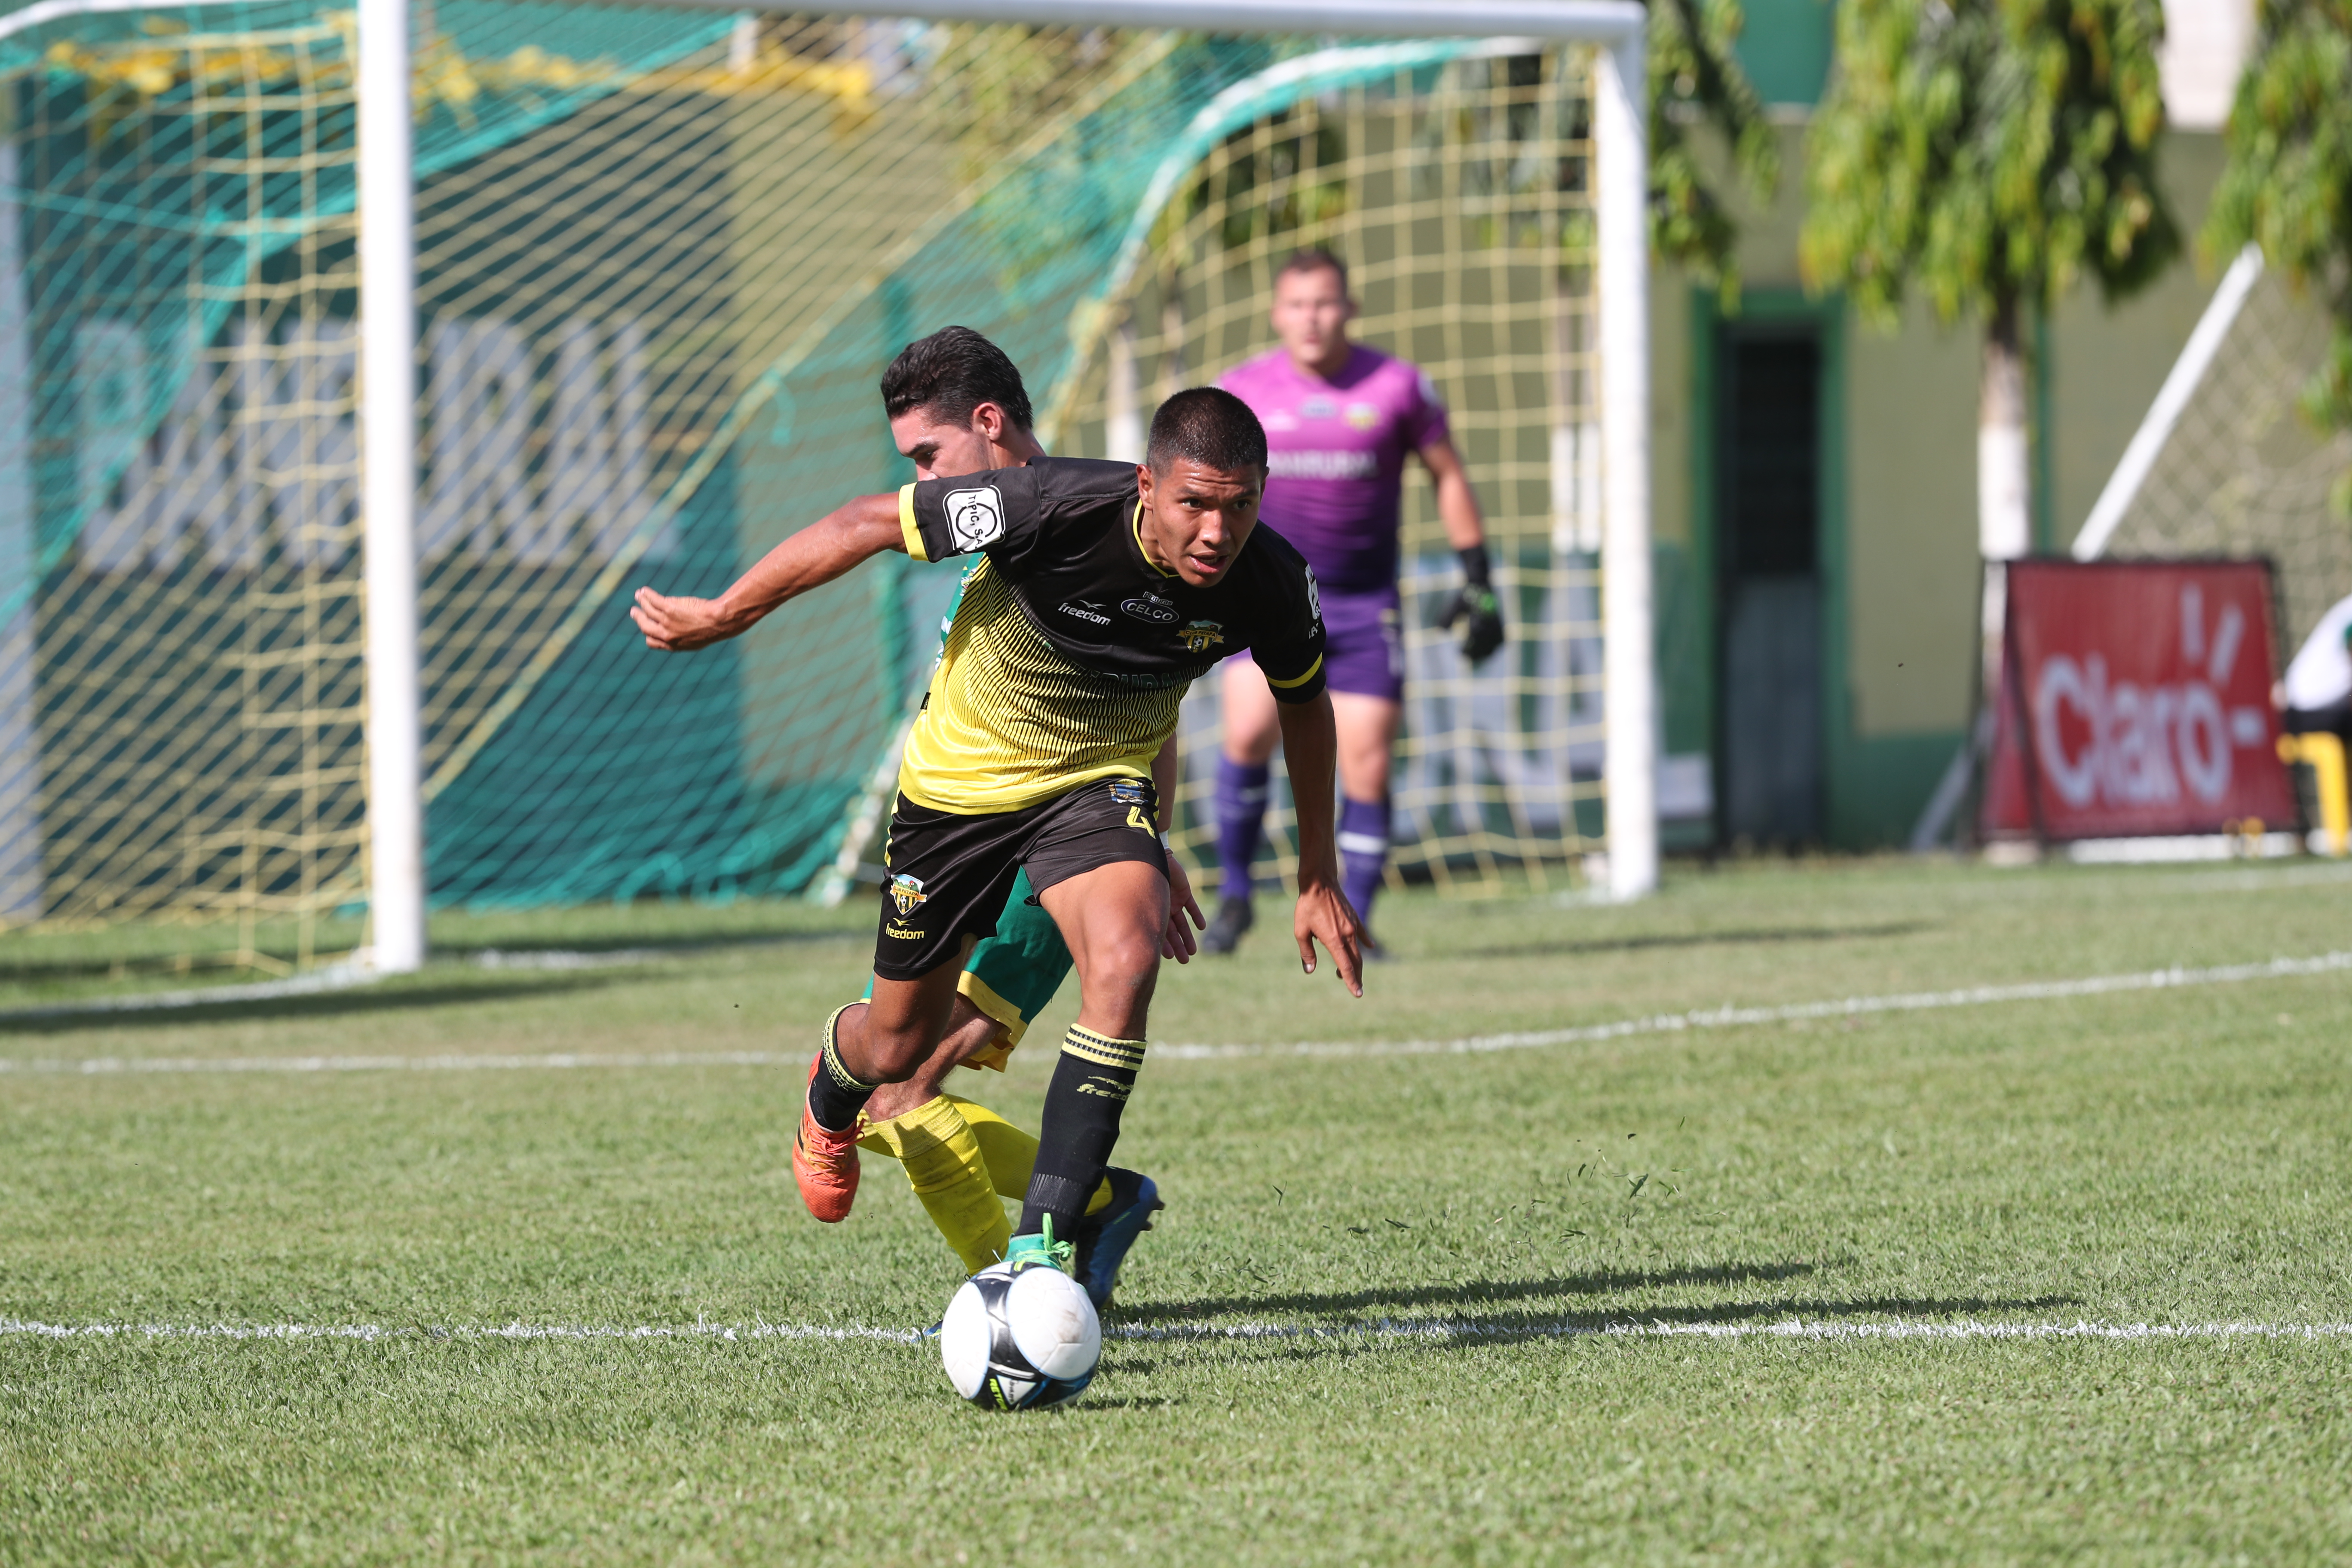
[1647,0,1781,295]
[2205,0,2352,513]
[1801,0,2177,558]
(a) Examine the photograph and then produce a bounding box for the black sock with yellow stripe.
[1019,1024,1145,1236]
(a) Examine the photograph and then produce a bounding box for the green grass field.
[6,855,2352,1563]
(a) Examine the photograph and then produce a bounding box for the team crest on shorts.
[889,873,928,916]
[1176,619,1225,652]
[1107,778,1149,807]
[943,487,1005,552]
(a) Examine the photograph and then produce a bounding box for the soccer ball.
[937,1260,1102,1411]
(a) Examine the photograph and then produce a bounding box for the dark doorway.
[1716,327,1824,846]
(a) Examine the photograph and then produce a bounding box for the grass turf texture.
[5,856,2352,1562]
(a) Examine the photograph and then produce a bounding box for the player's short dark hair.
[1146,386,1268,476]
[1276,246,1348,294]
[880,325,1035,432]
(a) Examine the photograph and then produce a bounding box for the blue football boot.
[1071,1168,1164,1311]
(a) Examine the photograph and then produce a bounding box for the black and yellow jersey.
[895,456,1326,814]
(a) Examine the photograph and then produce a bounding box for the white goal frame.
[0,0,1653,967]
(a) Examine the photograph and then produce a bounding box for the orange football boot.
[793,1047,862,1223]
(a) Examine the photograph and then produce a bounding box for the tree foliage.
[2205,0,2352,488]
[1648,0,1781,293]
[1800,0,2178,327]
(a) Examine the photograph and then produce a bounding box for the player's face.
[1136,459,1264,588]
[1271,265,1354,374]
[889,404,1001,480]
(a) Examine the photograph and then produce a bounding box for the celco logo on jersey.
[1121,591,1179,624]
[889,873,928,916]
[1177,619,1225,652]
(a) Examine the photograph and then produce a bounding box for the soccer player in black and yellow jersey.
[850,329,1198,1300]
[632,344,1364,1282]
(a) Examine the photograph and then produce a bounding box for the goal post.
[0,0,1654,965]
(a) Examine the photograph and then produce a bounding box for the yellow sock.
[855,1096,1008,1273]
[945,1095,1112,1216]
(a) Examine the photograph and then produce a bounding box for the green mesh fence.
[0,2,1593,950]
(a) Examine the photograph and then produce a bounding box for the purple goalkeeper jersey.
[1216,345,1449,593]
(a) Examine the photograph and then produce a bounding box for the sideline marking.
[6,949,2348,1074]
[5,1317,2349,1347]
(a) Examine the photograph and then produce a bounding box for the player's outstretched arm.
[1275,691,1365,997]
[631,492,904,651]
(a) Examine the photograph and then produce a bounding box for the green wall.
[1651,118,2230,848]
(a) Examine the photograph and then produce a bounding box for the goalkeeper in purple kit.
[1205,248,1502,954]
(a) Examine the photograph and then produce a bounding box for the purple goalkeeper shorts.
[1237,582,1403,702]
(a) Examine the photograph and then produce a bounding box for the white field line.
[5,1316,2350,1348]
[5,949,2349,1075]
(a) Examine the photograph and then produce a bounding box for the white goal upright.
[0,0,1652,967]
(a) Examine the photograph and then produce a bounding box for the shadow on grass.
[0,974,625,1035]
[1106,1292,2086,1359]
[1433,921,1934,962]
[1120,1259,1831,1324]
[0,927,851,986]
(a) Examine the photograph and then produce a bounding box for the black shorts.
[873,775,1167,981]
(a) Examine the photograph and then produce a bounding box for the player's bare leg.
[1008,861,1169,1263]
[793,953,965,1223]
[861,996,1002,1122]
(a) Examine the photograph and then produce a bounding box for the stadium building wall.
[1650,12,2257,850]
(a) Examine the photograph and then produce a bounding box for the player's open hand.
[631,587,740,651]
[1161,851,1205,963]
[1293,878,1364,997]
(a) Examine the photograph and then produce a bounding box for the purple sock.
[1215,757,1271,903]
[1338,795,1391,922]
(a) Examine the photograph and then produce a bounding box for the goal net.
[0,1,1630,962]
[2077,257,2352,653]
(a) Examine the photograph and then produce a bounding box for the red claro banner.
[1981,560,2298,840]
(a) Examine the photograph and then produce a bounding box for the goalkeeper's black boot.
[1201,894,1253,955]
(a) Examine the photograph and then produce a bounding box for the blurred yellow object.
[2277,732,2349,857]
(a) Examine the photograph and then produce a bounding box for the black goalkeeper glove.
[1434,544,1505,664]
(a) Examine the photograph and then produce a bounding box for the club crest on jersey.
[943,486,1005,551]
[1345,401,1380,430]
[889,873,928,916]
[1121,591,1180,624]
[1176,619,1225,652]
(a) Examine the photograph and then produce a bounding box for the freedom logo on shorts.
[890,873,929,916]
[943,487,1005,552]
